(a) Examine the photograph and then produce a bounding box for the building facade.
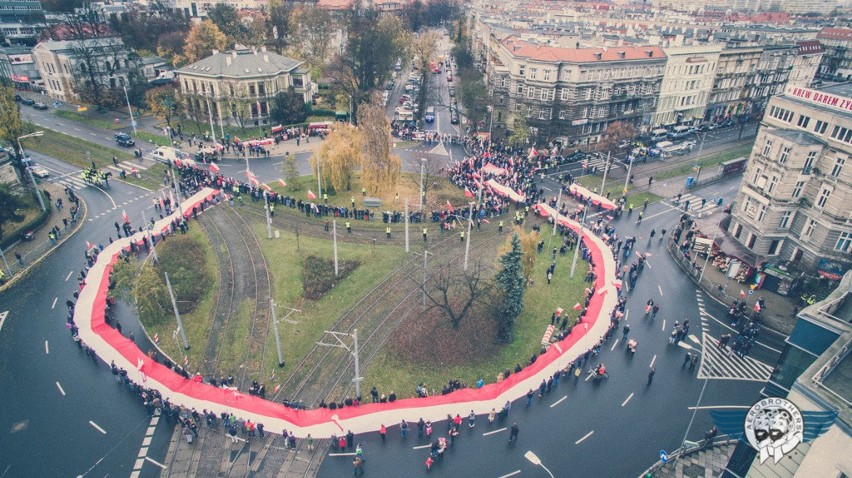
[728,84,852,273]
[0,45,40,90]
[707,46,763,122]
[486,37,666,145]
[32,37,133,103]
[788,40,824,89]
[816,28,852,81]
[176,47,311,128]
[653,44,722,127]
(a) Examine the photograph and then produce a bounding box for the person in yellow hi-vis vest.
[346,221,351,233]
[460,230,465,242]
[386,226,391,239]
[422,228,427,241]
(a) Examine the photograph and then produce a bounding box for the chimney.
[261,45,267,52]
[212,49,219,55]
[232,51,238,59]
[226,56,232,66]
[594,52,602,60]
[264,54,269,63]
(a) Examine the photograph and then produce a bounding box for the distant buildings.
[0,45,41,91]
[32,37,133,103]
[652,44,721,127]
[728,83,852,272]
[816,28,852,80]
[176,46,312,127]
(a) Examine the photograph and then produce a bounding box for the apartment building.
[176,46,312,127]
[728,83,852,272]
[652,44,721,127]
[33,37,132,103]
[486,36,666,145]
[816,28,852,80]
[789,40,824,89]
[707,46,763,122]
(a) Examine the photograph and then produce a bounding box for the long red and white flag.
[446,200,454,213]
[278,178,286,187]
[464,188,474,198]
[307,190,317,200]
[209,163,220,174]
[122,209,129,224]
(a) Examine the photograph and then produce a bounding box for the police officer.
[498,220,504,233]
[422,228,428,241]
[386,226,391,239]
[346,221,351,233]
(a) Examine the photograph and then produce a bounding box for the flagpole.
[404,198,410,253]
[463,202,473,271]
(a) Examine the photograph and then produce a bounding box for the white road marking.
[575,430,594,444]
[658,285,664,296]
[56,382,65,396]
[483,427,507,437]
[497,471,521,478]
[51,297,58,309]
[89,132,96,137]
[144,457,167,469]
[89,420,107,434]
[661,319,666,332]
[550,395,568,408]
[689,334,700,344]
[142,436,152,446]
[650,354,657,368]
[0,311,7,332]
[610,339,619,351]
[412,444,431,450]
[65,270,73,281]
[678,341,695,351]
[622,393,634,407]
[328,452,356,456]
[624,309,629,321]
[45,340,49,354]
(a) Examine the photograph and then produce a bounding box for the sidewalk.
[0,182,87,290]
[641,440,737,478]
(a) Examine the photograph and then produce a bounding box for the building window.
[527,87,536,99]
[802,219,816,241]
[757,204,767,222]
[501,77,507,87]
[559,110,567,120]
[779,211,792,229]
[817,187,832,208]
[751,167,763,184]
[792,181,805,199]
[836,231,852,253]
[747,232,757,249]
[814,120,828,134]
[561,89,569,101]
[742,196,752,213]
[830,125,852,144]
[779,146,790,164]
[768,239,782,255]
[529,68,537,80]
[519,65,525,76]
[543,70,551,81]
[762,139,772,156]
[797,115,810,128]
[803,152,816,174]
[517,85,523,94]
[831,156,845,178]
[767,175,778,193]
[538,107,550,120]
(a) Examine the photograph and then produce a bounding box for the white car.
[30,165,50,178]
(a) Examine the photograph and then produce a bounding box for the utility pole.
[164,272,189,349]
[699,231,718,284]
[600,151,611,193]
[547,187,563,253]
[170,163,183,218]
[316,143,322,199]
[419,158,426,213]
[204,96,217,158]
[463,202,473,271]
[333,219,339,276]
[123,85,137,135]
[569,204,589,279]
[264,191,272,239]
[422,251,430,311]
[316,330,362,399]
[142,211,158,264]
[404,199,410,253]
[271,299,283,367]
[623,157,634,196]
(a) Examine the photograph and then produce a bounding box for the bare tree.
[421,262,492,329]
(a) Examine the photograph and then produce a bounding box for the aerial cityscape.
[0,0,849,477]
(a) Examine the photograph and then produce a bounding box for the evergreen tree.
[495,233,526,343]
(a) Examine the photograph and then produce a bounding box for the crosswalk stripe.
[121,161,147,170]
[698,334,773,382]
[106,165,123,172]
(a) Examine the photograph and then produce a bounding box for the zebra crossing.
[52,160,149,191]
[668,192,718,216]
[580,155,608,173]
[697,332,774,382]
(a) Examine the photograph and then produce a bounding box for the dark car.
[14,94,21,102]
[114,132,135,147]
[21,98,35,106]
[565,151,586,163]
[32,102,48,110]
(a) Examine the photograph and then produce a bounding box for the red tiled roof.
[817,28,852,41]
[316,0,354,10]
[797,40,825,55]
[502,39,666,63]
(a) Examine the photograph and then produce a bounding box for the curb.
[0,196,89,293]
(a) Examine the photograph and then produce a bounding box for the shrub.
[302,255,359,300]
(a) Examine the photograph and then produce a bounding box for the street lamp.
[123,85,137,135]
[18,131,46,212]
[524,451,555,478]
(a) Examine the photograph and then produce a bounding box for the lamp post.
[18,131,46,212]
[569,203,589,278]
[419,158,426,213]
[523,451,555,478]
[123,85,137,135]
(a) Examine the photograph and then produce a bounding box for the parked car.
[385,81,394,90]
[21,97,34,106]
[424,107,435,122]
[450,110,459,124]
[33,102,48,110]
[565,151,586,163]
[114,132,135,147]
[14,94,21,102]
[400,94,413,104]
[449,86,456,97]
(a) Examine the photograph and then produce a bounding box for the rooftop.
[817,27,852,41]
[501,38,666,63]
[177,47,303,79]
[815,82,852,98]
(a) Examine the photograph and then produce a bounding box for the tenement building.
[485,37,666,146]
[728,83,852,272]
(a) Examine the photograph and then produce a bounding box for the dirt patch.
[388,304,500,367]
[302,256,360,300]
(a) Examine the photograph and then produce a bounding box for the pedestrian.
[425,420,432,437]
[400,419,408,438]
[689,354,699,371]
[509,422,519,442]
[647,367,656,385]
[352,456,364,476]
[307,434,314,451]
[488,409,496,424]
[468,410,475,429]
[346,430,354,449]
[622,323,630,338]
[386,226,391,239]
[683,352,692,367]
[425,456,434,471]
[338,435,347,451]
[379,424,386,442]
[526,389,534,406]
[15,251,23,266]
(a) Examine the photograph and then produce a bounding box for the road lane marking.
[56,381,65,396]
[678,341,695,351]
[142,436,152,446]
[624,309,629,321]
[575,430,594,444]
[658,285,664,296]
[328,452,356,456]
[144,457,167,469]
[622,393,634,407]
[550,395,568,408]
[45,340,49,354]
[611,339,619,351]
[497,471,521,478]
[65,270,73,281]
[661,319,666,331]
[51,297,58,309]
[89,420,106,434]
[412,444,431,450]
[650,354,657,368]
[483,427,506,437]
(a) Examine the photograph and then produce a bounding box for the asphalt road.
[315,174,780,477]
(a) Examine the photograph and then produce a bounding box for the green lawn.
[254,222,407,378]
[23,123,163,191]
[139,226,219,369]
[134,130,172,147]
[362,222,587,397]
[654,145,752,181]
[54,109,125,130]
